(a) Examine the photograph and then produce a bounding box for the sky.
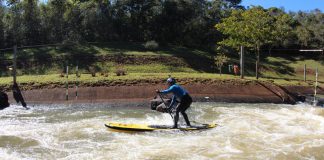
[241,0,324,12]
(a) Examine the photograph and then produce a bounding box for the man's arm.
[160,86,174,94]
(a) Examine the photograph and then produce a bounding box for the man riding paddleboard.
[157,77,192,128]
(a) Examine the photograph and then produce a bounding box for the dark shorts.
[177,94,192,112]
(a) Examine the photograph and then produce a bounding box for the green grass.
[0,72,318,88]
[262,57,324,82]
[0,73,232,85]
[123,64,199,73]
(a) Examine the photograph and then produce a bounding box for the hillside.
[0,42,323,89]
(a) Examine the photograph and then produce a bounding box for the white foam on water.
[0,103,324,159]
[0,149,22,160]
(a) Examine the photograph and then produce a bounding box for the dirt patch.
[295,68,316,74]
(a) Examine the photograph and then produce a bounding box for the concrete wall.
[6,83,319,104]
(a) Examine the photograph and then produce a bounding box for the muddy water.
[0,103,323,160]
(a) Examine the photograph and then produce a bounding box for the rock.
[0,91,10,110]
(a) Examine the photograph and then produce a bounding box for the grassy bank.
[0,42,323,89]
[0,42,215,76]
[0,72,319,91]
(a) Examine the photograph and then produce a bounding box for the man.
[157,77,192,128]
[233,64,239,76]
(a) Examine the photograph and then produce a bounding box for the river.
[0,102,324,160]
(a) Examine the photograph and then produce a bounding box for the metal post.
[13,45,17,83]
[65,66,69,101]
[304,64,306,82]
[314,67,318,105]
[75,65,78,99]
[240,46,244,79]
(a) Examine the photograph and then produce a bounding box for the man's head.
[167,77,176,86]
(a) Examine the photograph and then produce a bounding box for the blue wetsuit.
[160,84,192,128]
[160,84,188,108]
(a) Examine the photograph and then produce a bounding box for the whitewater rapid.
[0,103,323,160]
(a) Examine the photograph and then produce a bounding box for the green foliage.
[269,8,295,47]
[0,0,245,48]
[215,7,275,49]
[0,0,321,49]
[3,0,24,45]
[22,0,41,45]
[294,10,324,48]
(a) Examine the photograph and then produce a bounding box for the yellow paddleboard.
[105,122,217,132]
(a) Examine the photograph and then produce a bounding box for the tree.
[268,7,295,52]
[215,7,275,79]
[214,53,229,76]
[47,0,68,42]
[0,2,6,48]
[22,0,41,45]
[94,0,114,41]
[294,10,324,48]
[0,0,312,50]
[64,1,83,42]
[4,0,24,46]
[75,0,114,42]
[155,0,195,44]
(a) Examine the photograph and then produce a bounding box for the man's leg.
[173,110,180,128]
[181,95,192,126]
[181,111,191,126]
[176,104,191,127]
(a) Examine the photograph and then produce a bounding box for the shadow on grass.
[91,42,146,53]
[259,51,296,78]
[14,44,100,74]
[157,45,215,72]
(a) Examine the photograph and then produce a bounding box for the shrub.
[100,62,110,77]
[143,40,159,50]
[100,72,109,77]
[60,72,65,78]
[88,66,96,77]
[115,65,126,76]
[214,54,229,76]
